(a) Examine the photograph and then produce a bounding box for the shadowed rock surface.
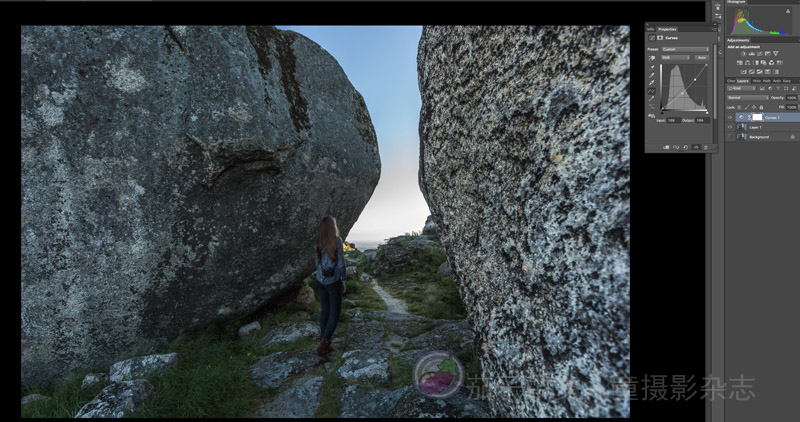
[20,25,380,386]
[417,25,630,417]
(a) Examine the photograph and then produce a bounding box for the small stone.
[238,321,261,338]
[81,373,109,390]
[295,283,316,305]
[21,393,49,406]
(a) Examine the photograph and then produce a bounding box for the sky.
[277,26,429,250]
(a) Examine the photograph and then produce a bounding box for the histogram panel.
[728,6,792,36]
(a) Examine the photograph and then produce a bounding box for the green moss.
[387,353,413,389]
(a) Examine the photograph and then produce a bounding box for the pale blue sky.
[277,26,429,249]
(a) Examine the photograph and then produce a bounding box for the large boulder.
[417,26,629,417]
[21,26,380,386]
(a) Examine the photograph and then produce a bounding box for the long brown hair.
[315,215,340,263]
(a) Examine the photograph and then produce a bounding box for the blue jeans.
[317,280,342,340]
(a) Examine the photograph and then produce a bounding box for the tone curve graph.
[660,64,709,113]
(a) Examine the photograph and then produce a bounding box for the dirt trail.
[363,273,408,314]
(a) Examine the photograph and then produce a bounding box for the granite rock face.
[417,26,630,417]
[21,26,380,386]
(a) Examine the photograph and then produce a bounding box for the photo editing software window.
[644,1,799,421]
[645,2,799,152]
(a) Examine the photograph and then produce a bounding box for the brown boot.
[318,337,336,354]
[316,338,331,362]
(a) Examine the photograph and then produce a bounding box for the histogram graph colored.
[660,64,709,113]
[729,7,791,35]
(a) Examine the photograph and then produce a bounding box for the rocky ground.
[247,309,489,418]
[245,235,490,417]
[23,231,490,418]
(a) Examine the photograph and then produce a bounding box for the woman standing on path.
[314,215,347,362]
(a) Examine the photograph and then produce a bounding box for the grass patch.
[344,278,389,313]
[387,353,413,389]
[21,371,108,418]
[312,354,346,418]
[378,274,466,320]
[130,325,265,418]
[413,247,447,273]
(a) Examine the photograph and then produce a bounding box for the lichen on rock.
[20,25,380,387]
[417,25,630,417]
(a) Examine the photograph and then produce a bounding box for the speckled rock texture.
[417,26,630,417]
[258,321,318,346]
[249,349,329,389]
[74,379,155,418]
[336,349,390,384]
[20,26,380,386]
[340,384,411,418]
[109,352,180,382]
[252,375,324,418]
